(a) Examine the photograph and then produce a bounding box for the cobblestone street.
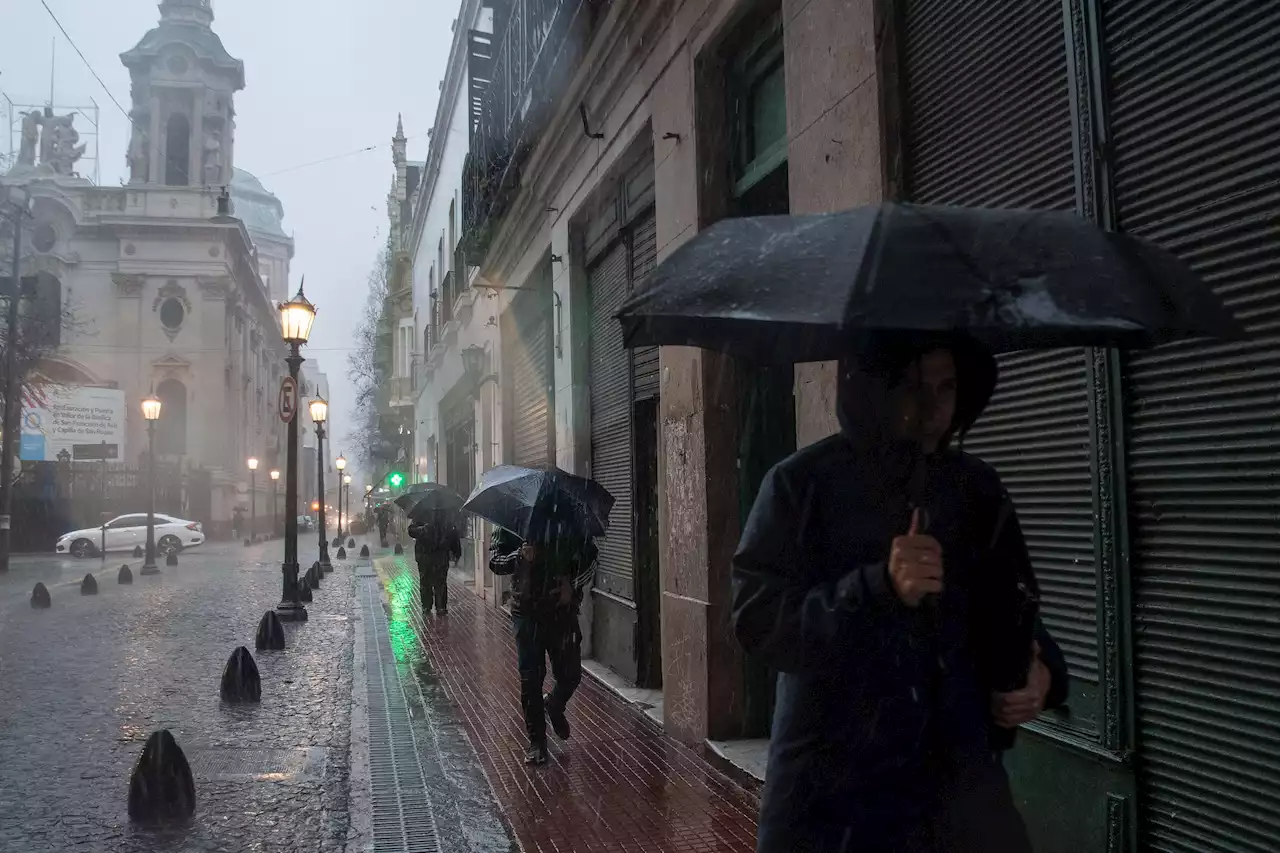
[0,540,355,853]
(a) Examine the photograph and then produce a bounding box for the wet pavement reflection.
[376,556,760,852]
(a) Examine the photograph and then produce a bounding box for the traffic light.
[388,472,405,488]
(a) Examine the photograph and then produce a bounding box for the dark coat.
[731,335,1068,852]
[488,527,596,617]
[408,518,462,568]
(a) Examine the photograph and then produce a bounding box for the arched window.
[164,113,191,186]
[156,378,187,455]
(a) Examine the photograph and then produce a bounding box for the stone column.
[148,95,162,184]
[784,0,888,447]
[190,89,204,188]
[652,41,747,745]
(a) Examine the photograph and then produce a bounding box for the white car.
[56,514,206,558]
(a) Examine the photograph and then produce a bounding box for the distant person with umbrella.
[399,487,465,615]
[469,465,611,766]
[376,505,391,548]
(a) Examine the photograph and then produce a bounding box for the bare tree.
[346,248,391,472]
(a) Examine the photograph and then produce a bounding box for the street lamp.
[343,474,352,538]
[309,397,331,573]
[247,456,259,541]
[0,184,32,574]
[140,393,163,575]
[334,454,346,538]
[269,468,280,537]
[277,280,316,622]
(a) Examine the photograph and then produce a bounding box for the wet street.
[0,541,761,853]
[0,540,359,853]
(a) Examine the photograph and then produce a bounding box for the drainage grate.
[361,578,443,853]
[186,746,326,781]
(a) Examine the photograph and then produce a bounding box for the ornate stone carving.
[17,110,40,166]
[112,273,145,296]
[153,280,192,313]
[196,275,232,300]
[128,127,150,184]
[202,129,223,186]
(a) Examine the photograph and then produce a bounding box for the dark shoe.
[524,742,548,765]
[545,693,570,741]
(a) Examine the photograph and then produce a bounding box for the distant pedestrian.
[408,509,462,615]
[377,508,390,547]
[489,521,597,766]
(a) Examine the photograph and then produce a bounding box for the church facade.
[1,0,293,539]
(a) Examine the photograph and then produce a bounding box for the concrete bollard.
[165,551,178,567]
[394,543,404,555]
[30,582,51,609]
[299,579,313,602]
[127,730,195,823]
[119,564,133,584]
[255,610,286,651]
[336,546,347,560]
[348,537,355,548]
[81,573,98,595]
[219,646,262,703]
[132,544,143,558]
[359,544,370,558]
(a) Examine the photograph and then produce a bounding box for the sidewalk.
[373,554,760,853]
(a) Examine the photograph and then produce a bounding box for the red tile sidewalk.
[377,556,761,852]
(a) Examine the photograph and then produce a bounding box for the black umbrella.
[462,465,614,540]
[393,484,464,522]
[616,203,1243,360]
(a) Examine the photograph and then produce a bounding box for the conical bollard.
[359,544,370,558]
[119,564,133,584]
[165,551,178,567]
[127,730,195,823]
[394,543,404,555]
[219,646,262,703]
[332,536,340,548]
[336,546,347,560]
[132,544,143,558]
[30,582,51,609]
[81,573,98,595]
[299,577,313,602]
[255,610,286,651]
[309,563,321,588]
[348,537,355,548]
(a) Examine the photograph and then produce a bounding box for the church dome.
[230,168,287,239]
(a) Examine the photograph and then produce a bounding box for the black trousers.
[513,606,582,745]
[418,561,448,612]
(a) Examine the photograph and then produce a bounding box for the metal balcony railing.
[462,0,596,265]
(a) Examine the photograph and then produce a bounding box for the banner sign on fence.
[21,386,127,462]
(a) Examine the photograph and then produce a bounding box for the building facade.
[1,0,294,538]
[444,1,1280,851]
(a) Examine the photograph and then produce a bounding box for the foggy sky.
[0,0,454,462]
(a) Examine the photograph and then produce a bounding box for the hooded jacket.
[731,332,1068,852]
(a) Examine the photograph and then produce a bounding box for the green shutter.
[903,0,1101,723]
[1103,1,1280,849]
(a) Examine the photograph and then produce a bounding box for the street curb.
[345,578,375,853]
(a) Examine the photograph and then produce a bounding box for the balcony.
[462,0,597,265]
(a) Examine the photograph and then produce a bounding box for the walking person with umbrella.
[467,465,611,766]
[615,202,1243,850]
[397,486,464,615]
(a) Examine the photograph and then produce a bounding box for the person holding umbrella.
[408,508,462,615]
[615,203,1242,851]
[468,465,611,766]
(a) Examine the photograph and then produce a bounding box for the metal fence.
[10,460,211,553]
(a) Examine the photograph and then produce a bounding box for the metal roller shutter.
[630,212,659,401]
[1102,2,1280,849]
[509,309,552,469]
[589,240,634,599]
[903,0,1100,698]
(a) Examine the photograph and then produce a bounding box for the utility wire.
[38,0,134,126]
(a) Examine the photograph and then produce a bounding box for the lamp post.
[343,474,352,538]
[0,184,32,574]
[269,469,280,537]
[334,454,346,537]
[140,393,163,574]
[310,397,331,573]
[277,281,316,622]
[247,457,259,541]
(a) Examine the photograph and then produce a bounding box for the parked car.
[56,514,205,558]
